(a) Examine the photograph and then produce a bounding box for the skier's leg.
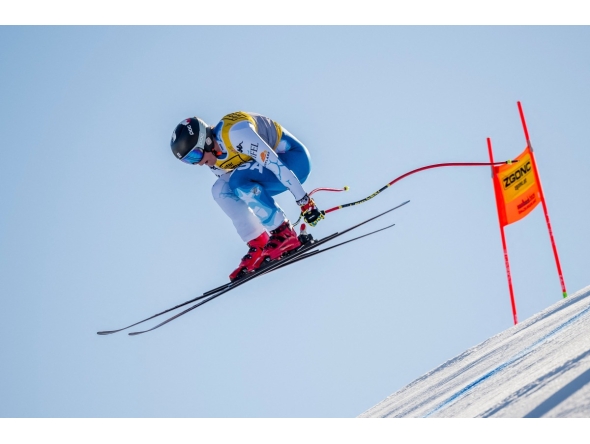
[211,173,267,242]
[229,129,311,231]
[229,162,287,231]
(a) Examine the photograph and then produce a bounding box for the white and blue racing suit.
[209,111,311,242]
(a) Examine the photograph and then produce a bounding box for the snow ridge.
[359,285,590,418]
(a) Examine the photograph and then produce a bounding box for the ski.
[273,222,396,270]
[97,221,397,336]
[96,233,338,336]
[207,222,396,292]
[124,200,409,336]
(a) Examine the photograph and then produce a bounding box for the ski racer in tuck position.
[170,111,323,281]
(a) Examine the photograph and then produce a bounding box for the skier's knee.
[211,179,224,201]
[212,177,239,203]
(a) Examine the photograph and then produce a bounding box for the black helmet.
[170,117,215,164]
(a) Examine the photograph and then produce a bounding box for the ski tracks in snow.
[359,285,590,418]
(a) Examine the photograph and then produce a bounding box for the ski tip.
[97,331,115,335]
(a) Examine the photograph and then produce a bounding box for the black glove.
[297,194,324,227]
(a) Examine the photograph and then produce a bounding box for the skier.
[170,111,323,281]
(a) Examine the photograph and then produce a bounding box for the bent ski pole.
[296,160,517,226]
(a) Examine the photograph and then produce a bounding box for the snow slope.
[359,285,590,418]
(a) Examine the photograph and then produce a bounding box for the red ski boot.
[256,221,302,267]
[229,232,270,281]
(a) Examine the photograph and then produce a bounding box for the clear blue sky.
[1,26,589,418]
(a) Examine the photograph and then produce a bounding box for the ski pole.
[295,160,517,226]
[291,186,349,226]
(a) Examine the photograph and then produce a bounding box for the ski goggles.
[181,146,206,164]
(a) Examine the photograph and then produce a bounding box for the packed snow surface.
[359,285,590,418]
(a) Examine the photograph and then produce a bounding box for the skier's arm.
[229,121,307,201]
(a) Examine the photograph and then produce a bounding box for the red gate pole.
[488,138,518,325]
[517,102,568,298]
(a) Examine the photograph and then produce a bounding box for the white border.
[1,1,589,25]
[1,418,588,443]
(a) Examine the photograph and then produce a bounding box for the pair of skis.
[97,200,409,336]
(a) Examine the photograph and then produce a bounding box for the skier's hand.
[297,194,324,227]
